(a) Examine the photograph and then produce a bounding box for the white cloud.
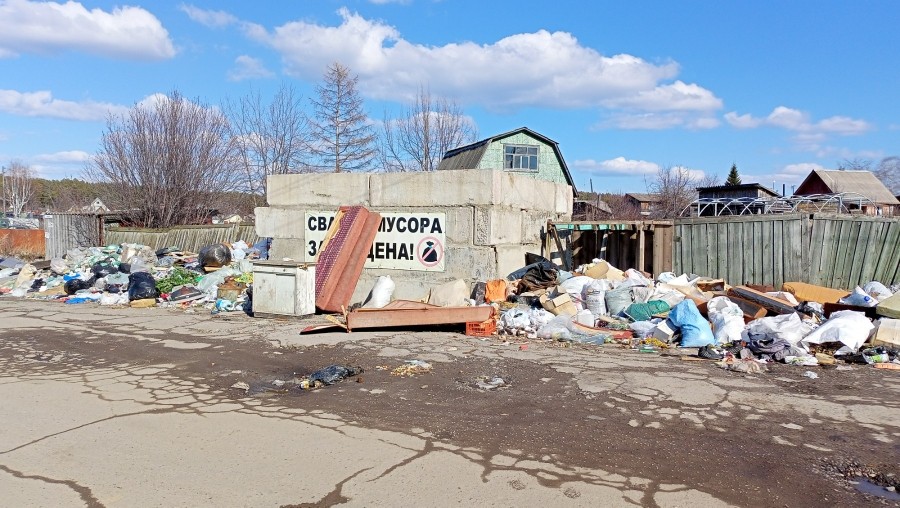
[227,55,274,81]
[743,162,824,188]
[725,106,871,135]
[600,81,722,112]
[245,8,720,115]
[0,89,127,120]
[574,157,660,175]
[598,112,719,130]
[179,4,238,28]
[0,0,175,60]
[32,150,91,163]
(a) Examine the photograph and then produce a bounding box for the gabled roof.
[625,193,662,203]
[437,126,576,190]
[697,183,780,198]
[796,170,899,205]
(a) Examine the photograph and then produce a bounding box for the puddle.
[855,478,900,501]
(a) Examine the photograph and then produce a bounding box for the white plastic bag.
[744,313,812,347]
[582,279,610,316]
[707,296,745,344]
[50,258,68,274]
[363,276,395,309]
[863,281,893,302]
[839,286,878,307]
[801,310,874,353]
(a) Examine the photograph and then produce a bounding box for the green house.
[437,127,577,192]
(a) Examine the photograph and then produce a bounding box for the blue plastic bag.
[668,299,715,347]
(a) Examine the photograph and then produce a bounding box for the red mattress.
[315,206,381,313]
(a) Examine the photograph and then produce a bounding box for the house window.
[504,144,539,171]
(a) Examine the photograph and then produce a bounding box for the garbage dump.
[320,247,899,375]
[0,239,267,315]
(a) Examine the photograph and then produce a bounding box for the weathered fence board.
[105,224,259,253]
[675,214,900,288]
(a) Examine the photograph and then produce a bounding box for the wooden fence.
[674,213,900,288]
[104,223,259,253]
[546,221,675,275]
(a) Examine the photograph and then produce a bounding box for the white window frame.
[503,144,539,172]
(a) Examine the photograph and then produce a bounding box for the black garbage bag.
[198,243,231,269]
[91,258,119,278]
[117,262,131,274]
[515,262,559,293]
[64,277,95,295]
[127,272,158,301]
[307,365,363,386]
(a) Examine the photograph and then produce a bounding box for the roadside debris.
[300,365,363,389]
[391,360,432,377]
[475,376,507,390]
[0,240,265,314]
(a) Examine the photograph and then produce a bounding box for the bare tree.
[86,91,241,228]
[224,83,313,203]
[380,86,477,172]
[2,160,35,216]
[837,158,873,171]
[310,62,376,172]
[874,156,900,194]
[647,165,703,218]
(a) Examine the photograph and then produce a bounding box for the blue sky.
[0,0,897,194]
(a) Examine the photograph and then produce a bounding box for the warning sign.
[305,211,446,271]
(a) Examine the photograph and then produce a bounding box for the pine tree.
[725,163,742,186]
[310,62,376,173]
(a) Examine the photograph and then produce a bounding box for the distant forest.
[1,176,259,217]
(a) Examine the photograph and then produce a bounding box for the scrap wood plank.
[728,286,798,315]
[346,301,493,331]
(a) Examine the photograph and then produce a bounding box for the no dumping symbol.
[416,236,444,268]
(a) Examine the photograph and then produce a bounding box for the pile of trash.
[354,254,900,373]
[486,256,900,371]
[0,239,269,314]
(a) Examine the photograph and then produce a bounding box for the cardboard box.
[782,282,849,304]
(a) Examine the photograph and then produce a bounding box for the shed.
[624,193,661,216]
[697,183,779,200]
[794,169,899,216]
[437,127,576,193]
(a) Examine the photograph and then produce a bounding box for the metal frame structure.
[683,192,878,217]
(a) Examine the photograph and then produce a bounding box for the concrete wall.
[256,169,572,303]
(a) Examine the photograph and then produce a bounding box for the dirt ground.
[1,298,899,507]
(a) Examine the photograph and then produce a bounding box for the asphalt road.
[1,298,898,507]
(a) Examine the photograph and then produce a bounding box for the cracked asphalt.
[1,298,899,507]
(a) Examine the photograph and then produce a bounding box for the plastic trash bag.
[64,277,95,295]
[863,281,893,302]
[801,310,874,353]
[307,365,363,386]
[707,296,746,344]
[127,272,158,301]
[362,275,395,309]
[91,259,118,278]
[50,258,68,275]
[199,243,232,269]
[196,267,240,297]
[839,286,878,307]
[129,257,150,273]
[100,292,129,306]
[668,299,715,347]
[500,308,532,331]
[744,313,811,347]
[605,285,633,316]
[625,300,670,322]
[629,320,659,338]
[583,279,609,317]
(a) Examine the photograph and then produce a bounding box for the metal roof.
[797,170,899,205]
[437,127,576,191]
[696,182,780,197]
